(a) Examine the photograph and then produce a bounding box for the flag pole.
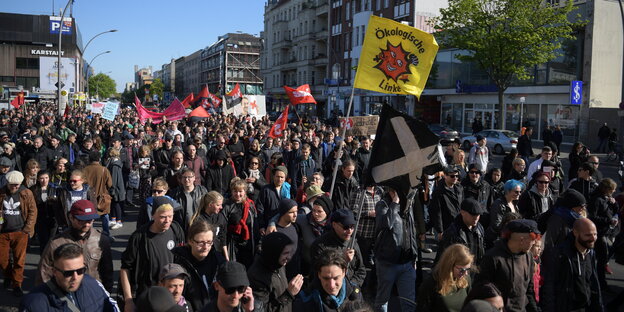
[329,86,357,199]
[348,188,368,250]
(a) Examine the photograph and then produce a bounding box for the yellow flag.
[354,15,439,98]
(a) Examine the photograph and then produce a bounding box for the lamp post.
[82,29,117,93]
[519,96,526,131]
[87,51,110,99]
[57,0,74,116]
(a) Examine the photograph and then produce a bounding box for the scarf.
[308,213,327,237]
[228,199,254,241]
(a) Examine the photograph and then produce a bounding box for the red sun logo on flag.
[340,118,354,130]
[374,42,419,82]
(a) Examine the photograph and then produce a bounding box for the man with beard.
[541,218,603,311]
[36,200,113,292]
[20,244,119,311]
[248,232,303,312]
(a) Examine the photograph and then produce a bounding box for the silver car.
[461,130,519,154]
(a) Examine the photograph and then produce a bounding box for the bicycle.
[606,142,621,162]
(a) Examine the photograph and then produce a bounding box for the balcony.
[272,38,293,50]
[316,0,328,17]
[315,28,328,41]
[293,32,316,43]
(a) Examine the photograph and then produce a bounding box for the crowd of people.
[0,103,621,312]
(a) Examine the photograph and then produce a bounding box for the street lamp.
[87,51,111,99]
[83,29,117,93]
[57,0,74,116]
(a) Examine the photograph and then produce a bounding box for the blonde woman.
[450,150,468,181]
[23,159,41,188]
[191,191,229,259]
[417,244,475,312]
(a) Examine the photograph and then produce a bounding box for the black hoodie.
[248,232,294,312]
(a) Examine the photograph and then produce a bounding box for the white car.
[461,130,519,154]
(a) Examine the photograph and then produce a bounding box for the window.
[16,58,39,70]
[361,26,366,45]
[375,0,380,10]
[15,77,39,89]
[346,2,351,20]
[384,0,389,8]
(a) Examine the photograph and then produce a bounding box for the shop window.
[16,58,39,70]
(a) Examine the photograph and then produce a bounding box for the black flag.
[366,104,446,202]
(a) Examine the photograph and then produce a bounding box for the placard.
[339,116,380,136]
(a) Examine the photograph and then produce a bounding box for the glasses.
[537,180,550,184]
[55,266,87,278]
[192,239,213,247]
[250,162,259,165]
[447,174,459,178]
[69,179,81,183]
[224,285,247,295]
[341,224,355,231]
[469,171,481,175]
[152,189,165,194]
[455,266,471,275]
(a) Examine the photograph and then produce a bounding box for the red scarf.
[228,199,254,240]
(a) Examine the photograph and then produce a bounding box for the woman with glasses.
[417,244,475,312]
[242,156,267,202]
[486,180,524,247]
[173,220,226,312]
[518,172,554,222]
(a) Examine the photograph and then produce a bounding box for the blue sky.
[3,0,266,92]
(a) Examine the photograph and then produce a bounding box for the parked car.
[461,129,519,154]
[429,124,460,144]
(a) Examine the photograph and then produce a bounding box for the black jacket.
[295,278,362,312]
[429,180,463,233]
[517,134,533,157]
[331,174,359,211]
[475,239,539,312]
[374,197,419,265]
[436,215,484,264]
[170,185,208,233]
[205,163,235,196]
[569,178,597,202]
[461,178,494,213]
[541,235,604,312]
[173,245,226,312]
[518,186,554,222]
[309,229,367,288]
[588,192,618,237]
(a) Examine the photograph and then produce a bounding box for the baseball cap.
[331,209,356,227]
[136,286,185,312]
[217,261,250,289]
[70,200,99,221]
[159,263,189,282]
[443,166,460,174]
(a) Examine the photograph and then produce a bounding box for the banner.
[229,95,267,117]
[339,116,380,137]
[135,96,186,124]
[102,102,119,121]
[353,15,438,98]
[90,102,105,114]
[39,56,77,92]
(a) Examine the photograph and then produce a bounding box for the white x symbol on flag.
[371,117,443,186]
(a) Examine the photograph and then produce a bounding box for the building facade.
[201,32,263,101]
[0,12,86,103]
[134,65,153,87]
[262,0,329,114]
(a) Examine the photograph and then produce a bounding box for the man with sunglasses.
[462,164,494,215]
[37,200,113,293]
[203,261,254,312]
[20,243,119,311]
[430,166,464,241]
[309,208,367,289]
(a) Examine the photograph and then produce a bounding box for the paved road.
[2,147,624,311]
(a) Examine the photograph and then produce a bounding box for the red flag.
[284,84,316,105]
[197,85,222,108]
[10,92,25,109]
[225,83,242,106]
[160,98,187,121]
[268,105,289,138]
[189,106,211,118]
[181,93,194,108]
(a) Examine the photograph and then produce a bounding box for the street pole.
[57,0,74,116]
[86,51,111,98]
[519,96,525,131]
[82,30,117,94]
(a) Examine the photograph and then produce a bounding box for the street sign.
[570,80,582,105]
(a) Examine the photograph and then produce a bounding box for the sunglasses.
[341,224,355,231]
[152,189,165,194]
[456,267,471,275]
[55,266,87,278]
[224,285,247,295]
[537,180,549,184]
[447,174,459,178]
[469,171,481,175]
[69,179,81,183]
[250,162,259,165]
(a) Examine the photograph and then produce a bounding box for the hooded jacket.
[248,232,294,312]
[543,206,582,252]
[436,214,485,265]
[475,239,539,312]
[518,185,554,222]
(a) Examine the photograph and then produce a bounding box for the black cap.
[331,208,356,227]
[217,261,249,289]
[313,195,333,216]
[476,135,485,142]
[152,196,173,213]
[467,163,480,172]
[277,198,297,217]
[557,189,586,209]
[136,286,185,312]
[110,136,122,143]
[164,134,174,141]
[504,219,540,235]
[461,198,486,215]
[215,150,227,160]
[443,165,460,174]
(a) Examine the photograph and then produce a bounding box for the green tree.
[432,0,579,129]
[149,78,164,102]
[88,73,117,100]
